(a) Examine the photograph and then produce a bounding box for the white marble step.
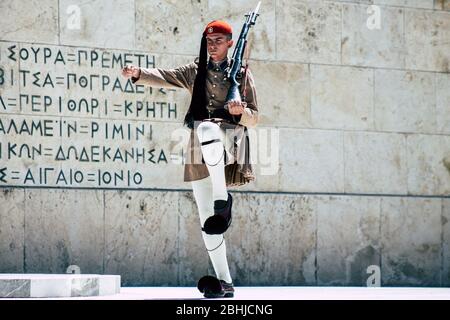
[0,274,121,298]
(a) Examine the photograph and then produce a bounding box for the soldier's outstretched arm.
[121,62,197,91]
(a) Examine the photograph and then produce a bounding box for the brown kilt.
[184,118,255,187]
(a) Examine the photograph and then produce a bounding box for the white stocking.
[196,121,228,202]
[191,176,232,283]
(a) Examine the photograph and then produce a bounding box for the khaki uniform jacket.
[132,58,259,187]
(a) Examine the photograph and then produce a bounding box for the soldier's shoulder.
[176,58,198,68]
[181,58,198,71]
[174,59,198,73]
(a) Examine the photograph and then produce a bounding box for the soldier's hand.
[227,100,245,115]
[121,64,140,79]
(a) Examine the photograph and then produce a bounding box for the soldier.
[121,20,258,298]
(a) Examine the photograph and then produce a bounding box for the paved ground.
[4,286,450,300]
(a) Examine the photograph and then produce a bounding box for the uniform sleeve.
[131,62,197,92]
[236,68,259,128]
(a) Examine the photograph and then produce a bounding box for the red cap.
[204,20,232,36]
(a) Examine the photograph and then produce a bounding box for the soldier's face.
[206,33,233,62]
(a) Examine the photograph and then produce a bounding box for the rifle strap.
[242,63,249,103]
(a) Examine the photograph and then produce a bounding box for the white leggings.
[191,121,232,283]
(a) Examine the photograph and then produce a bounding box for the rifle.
[224,1,261,110]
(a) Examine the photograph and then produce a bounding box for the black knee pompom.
[203,215,230,235]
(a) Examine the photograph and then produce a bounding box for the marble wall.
[0,0,449,286]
